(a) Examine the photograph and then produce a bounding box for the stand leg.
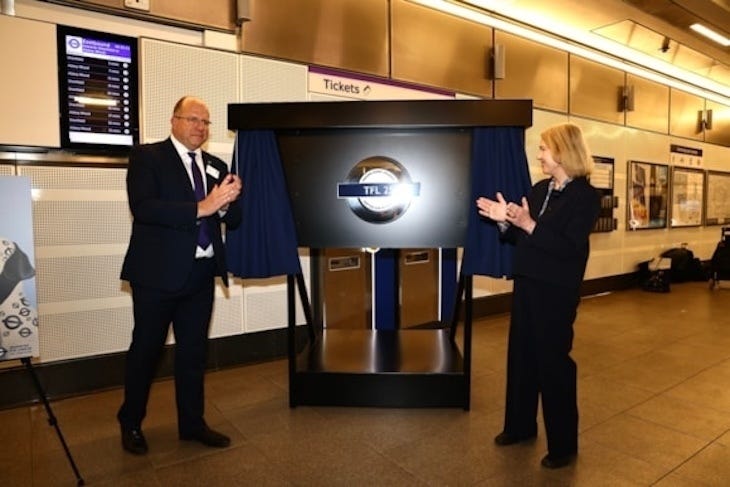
[463,275,473,411]
[287,275,297,408]
[21,357,85,486]
[449,271,466,342]
[295,272,316,342]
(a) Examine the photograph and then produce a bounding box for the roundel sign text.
[337,156,421,224]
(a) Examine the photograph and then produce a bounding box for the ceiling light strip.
[407,0,730,105]
[690,23,730,47]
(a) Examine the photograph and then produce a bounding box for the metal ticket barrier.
[399,249,438,328]
[321,248,372,329]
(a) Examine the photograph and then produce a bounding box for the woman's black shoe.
[493,431,537,446]
[540,453,576,469]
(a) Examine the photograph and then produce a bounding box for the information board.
[57,25,139,152]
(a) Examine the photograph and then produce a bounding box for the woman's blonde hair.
[540,123,593,177]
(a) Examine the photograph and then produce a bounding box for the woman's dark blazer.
[120,138,242,292]
[505,176,600,292]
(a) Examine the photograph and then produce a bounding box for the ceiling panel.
[459,0,730,90]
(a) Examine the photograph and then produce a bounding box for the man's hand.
[197,174,243,217]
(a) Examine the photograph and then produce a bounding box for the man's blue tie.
[188,152,211,248]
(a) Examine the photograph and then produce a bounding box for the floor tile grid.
[2,283,730,485]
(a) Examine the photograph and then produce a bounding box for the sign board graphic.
[0,177,39,360]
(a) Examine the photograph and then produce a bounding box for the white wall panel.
[240,55,308,102]
[17,165,132,362]
[0,15,59,148]
[210,284,245,338]
[243,284,291,332]
[20,166,130,246]
[239,253,310,332]
[35,255,126,304]
[0,164,15,176]
[38,307,134,361]
[140,39,239,147]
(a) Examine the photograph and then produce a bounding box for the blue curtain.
[226,130,301,278]
[462,127,532,278]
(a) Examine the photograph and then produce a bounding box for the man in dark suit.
[117,96,242,454]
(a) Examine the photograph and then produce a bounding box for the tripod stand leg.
[21,357,85,486]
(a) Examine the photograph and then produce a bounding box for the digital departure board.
[57,25,139,153]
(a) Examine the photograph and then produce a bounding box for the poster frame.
[627,160,669,231]
[705,170,730,226]
[669,166,705,228]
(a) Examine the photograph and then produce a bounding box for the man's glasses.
[174,115,212,127]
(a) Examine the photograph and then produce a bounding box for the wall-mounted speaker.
[493,44,505,80]
[621,85,635,111]
[236,0,250,25]
[698,109,713,131]
[705,109,713,130]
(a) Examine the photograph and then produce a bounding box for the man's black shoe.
[541,453,576,469]
[493,431,537,446]
[180,426,230,448]
[121,427,148,455]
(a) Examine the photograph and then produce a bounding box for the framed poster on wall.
[705,170,730,226]
[627,160,669,230]
[670,166,705,227]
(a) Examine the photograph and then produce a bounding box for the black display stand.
[21,358,84,485]
[285,271,473,409]
[229,99,532,410]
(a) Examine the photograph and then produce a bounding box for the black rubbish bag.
[638,257,671,293]
[642,269,670,293]
[660,247,707,282]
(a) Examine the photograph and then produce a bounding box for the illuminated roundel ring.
[337,156,420,224]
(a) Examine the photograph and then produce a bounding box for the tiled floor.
[3,282,730,486]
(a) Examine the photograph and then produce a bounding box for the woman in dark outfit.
[476,123,600,469]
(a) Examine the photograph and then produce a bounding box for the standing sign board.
[0,177,39,361]
[228,99,533,408]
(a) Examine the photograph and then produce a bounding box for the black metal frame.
[286,264,473,409]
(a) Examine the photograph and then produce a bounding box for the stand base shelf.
[291,329,469,409]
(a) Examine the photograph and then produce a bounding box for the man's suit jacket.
[121,138,242,292]
[506,176,600,292]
